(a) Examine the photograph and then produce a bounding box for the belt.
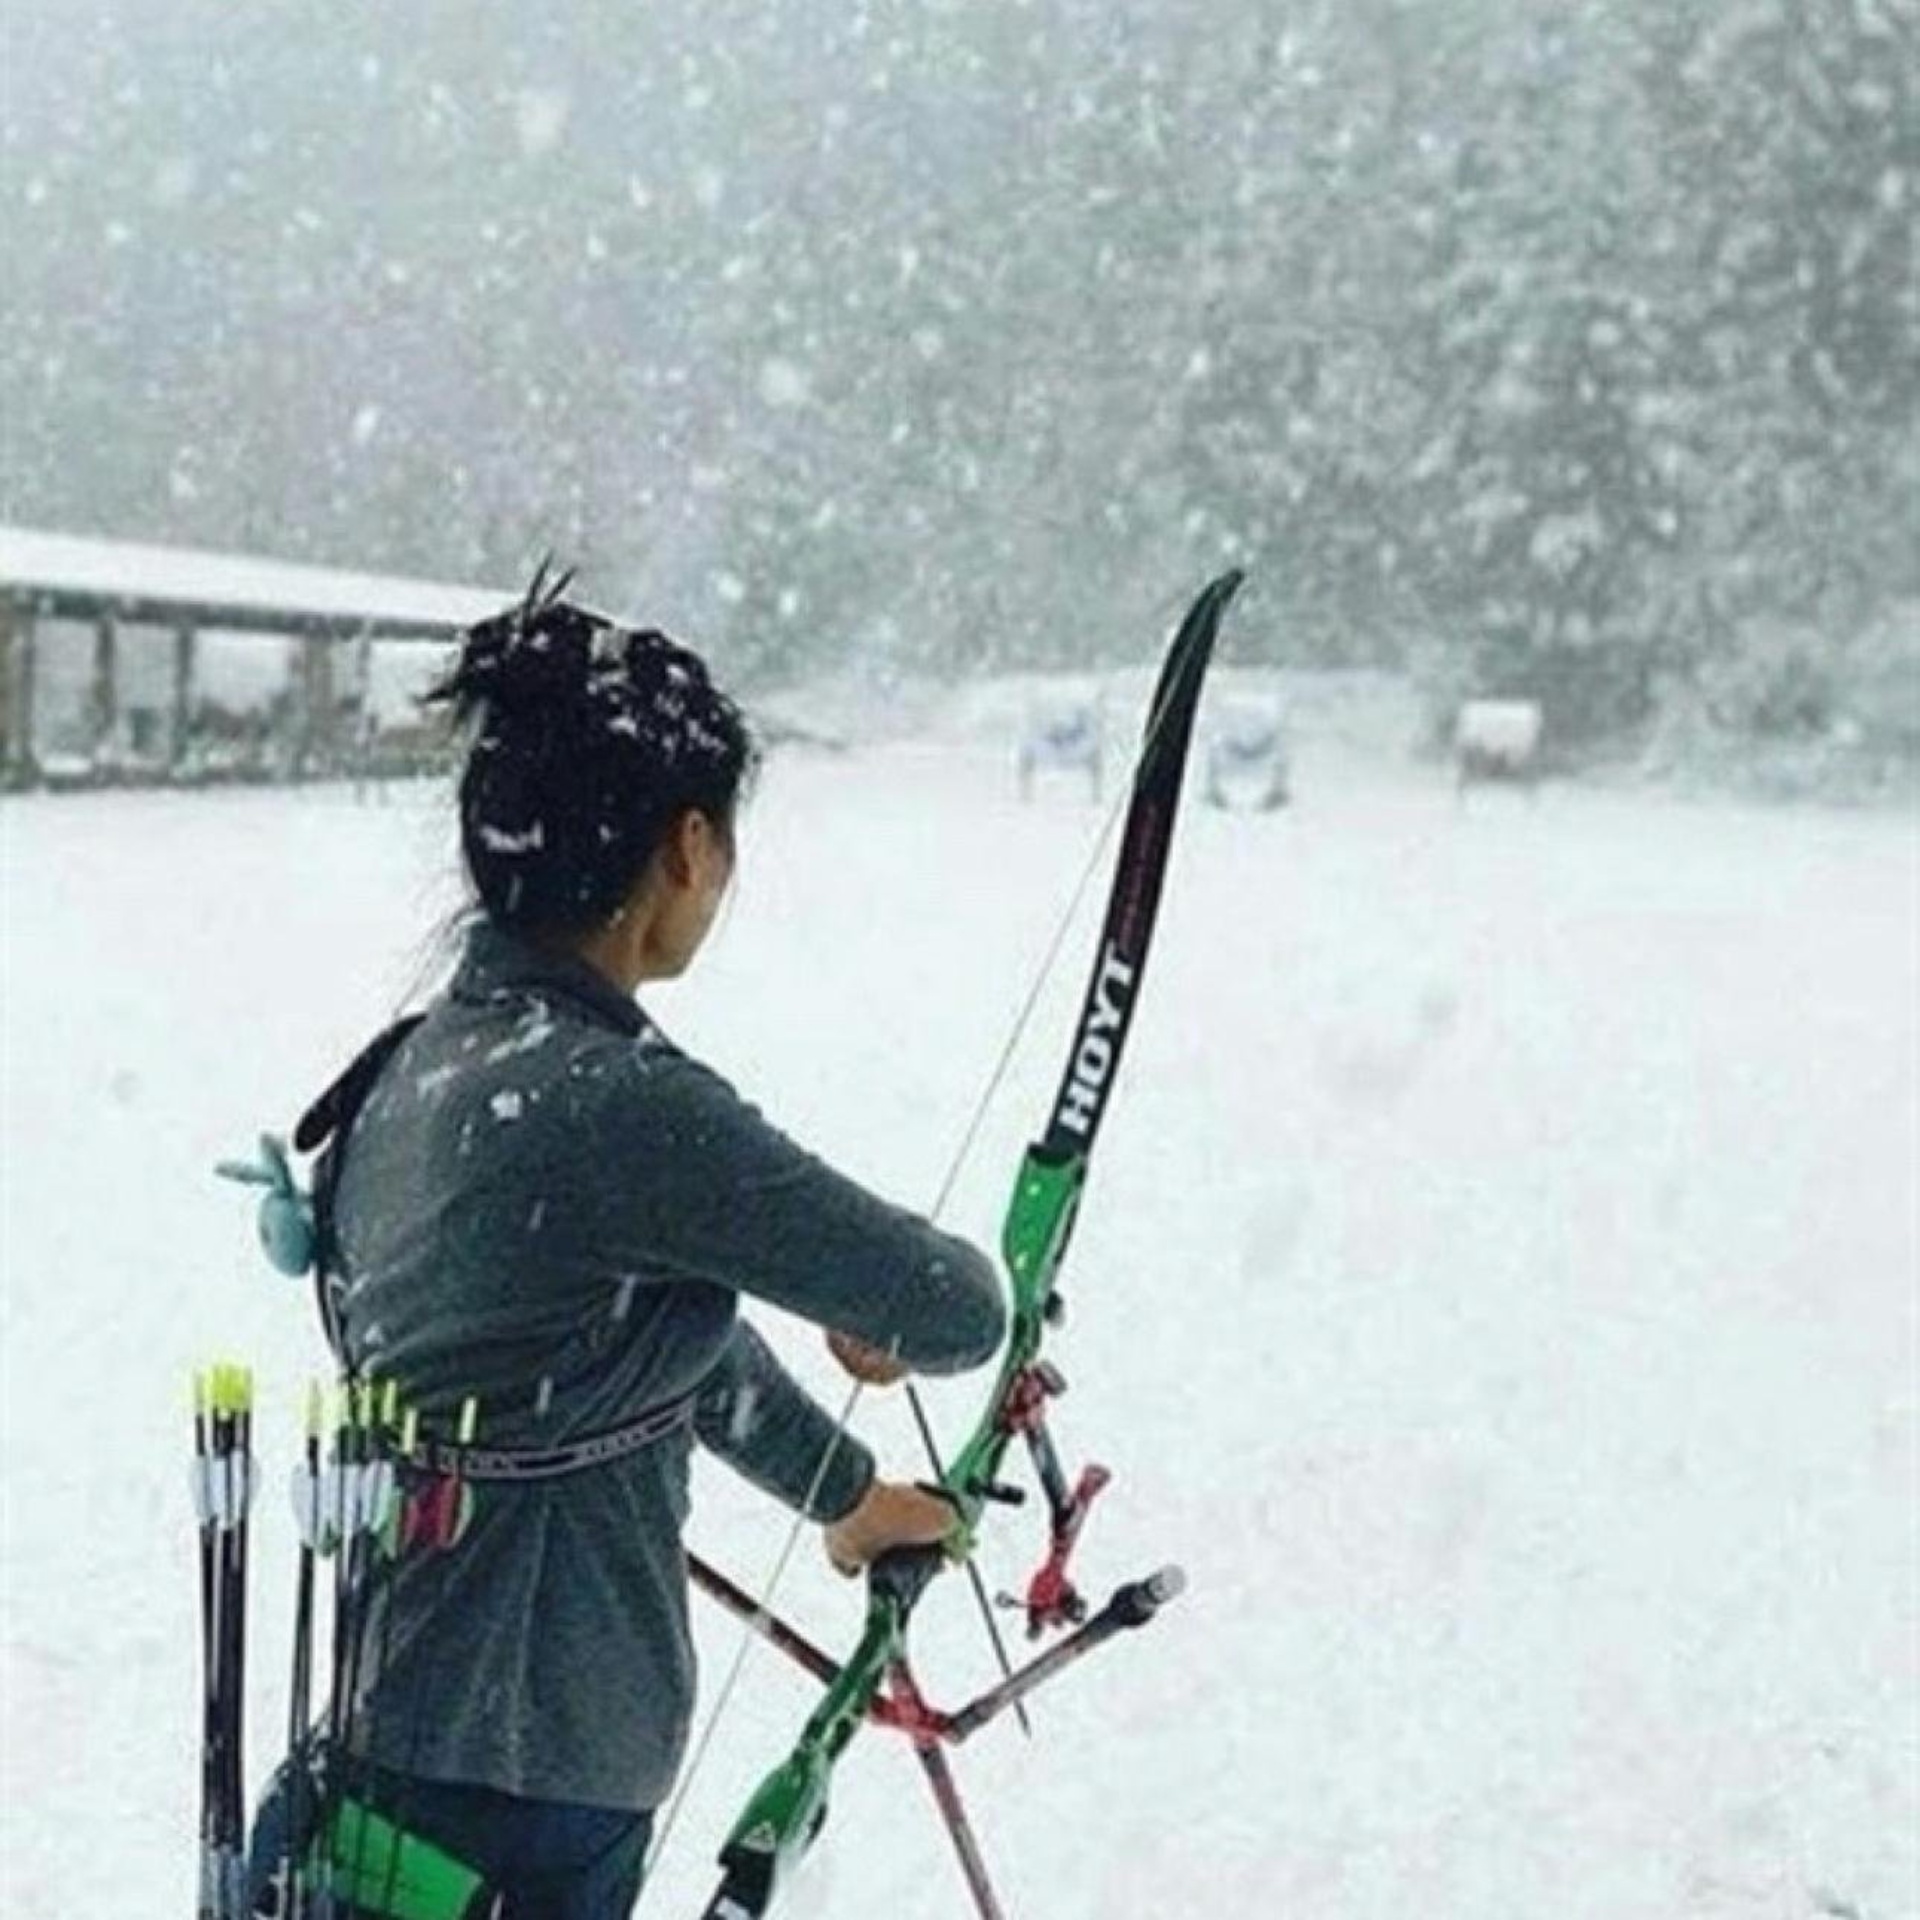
[403,1392,695,1484]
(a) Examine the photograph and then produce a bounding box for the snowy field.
[2,716,1915,1918]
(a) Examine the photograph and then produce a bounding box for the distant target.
[1205,696,1289,810]
[1017,690,1104,801]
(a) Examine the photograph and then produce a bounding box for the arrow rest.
[971,1478,1026,1507]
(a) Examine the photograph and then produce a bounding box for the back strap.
[295,1015,426,1362]
[295,1015,427,1155]
[404,1393,696,1484]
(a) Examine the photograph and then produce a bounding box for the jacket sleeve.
[585,1041,1007,1376]
[692,1320,876,1521]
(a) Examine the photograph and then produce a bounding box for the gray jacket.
[330,922,1005,1810]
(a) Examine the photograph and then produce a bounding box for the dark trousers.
[251,1758,651,1920]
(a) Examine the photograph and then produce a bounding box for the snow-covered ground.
[2,714,1914,1918]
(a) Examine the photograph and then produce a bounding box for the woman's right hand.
[826,1329,911,1387]
[823,1479,955,1576]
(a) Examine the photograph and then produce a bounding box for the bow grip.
[868,1542,947,1613]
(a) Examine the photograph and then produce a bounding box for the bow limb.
[936,569,1243,1588]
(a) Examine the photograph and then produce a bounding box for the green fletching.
[208,1361,254,1417]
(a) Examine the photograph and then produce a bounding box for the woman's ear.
[661,808,708,888]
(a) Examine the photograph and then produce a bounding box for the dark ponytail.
[425,565,758,934]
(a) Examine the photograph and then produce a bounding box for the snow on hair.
[424,565,758,932]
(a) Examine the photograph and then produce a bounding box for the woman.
[277,577,1005,1917]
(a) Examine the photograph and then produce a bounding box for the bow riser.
[941,1149,1086,1535]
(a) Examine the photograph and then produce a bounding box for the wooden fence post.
[90,616,121,775]
[1,602,38,786]
[169,625,198,777]
[295,633,337,778]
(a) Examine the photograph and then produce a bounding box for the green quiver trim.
[316,1797,492,1920]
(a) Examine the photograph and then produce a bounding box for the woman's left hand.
[824,1479,954,1575]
